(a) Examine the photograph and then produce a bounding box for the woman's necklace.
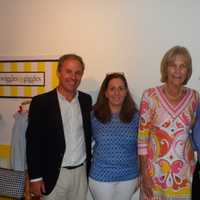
[163,85,185,102]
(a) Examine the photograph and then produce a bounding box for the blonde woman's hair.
[160,46,192,85]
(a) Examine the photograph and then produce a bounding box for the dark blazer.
[26,89,92,194]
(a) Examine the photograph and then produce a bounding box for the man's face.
[57,59,84,96]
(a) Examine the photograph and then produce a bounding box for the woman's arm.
[138,89,154,198]
[192,104,200,161]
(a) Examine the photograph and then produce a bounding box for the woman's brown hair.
[93,73,138,123]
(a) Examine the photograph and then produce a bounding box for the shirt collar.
[57,88,79,103]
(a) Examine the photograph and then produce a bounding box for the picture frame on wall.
[0,59,58,98]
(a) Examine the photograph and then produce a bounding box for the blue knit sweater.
[89,112,139,182]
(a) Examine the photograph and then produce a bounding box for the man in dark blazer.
[26,54,92,200]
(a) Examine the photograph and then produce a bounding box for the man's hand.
[30,180,46,198]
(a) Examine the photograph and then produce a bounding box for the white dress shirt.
[57,90,86,167]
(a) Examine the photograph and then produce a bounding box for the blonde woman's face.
[166,55,188,87]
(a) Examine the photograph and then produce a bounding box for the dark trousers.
[192,161,200,200]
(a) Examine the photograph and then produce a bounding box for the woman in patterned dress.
[138,46,199,200]
[89,73,139,200]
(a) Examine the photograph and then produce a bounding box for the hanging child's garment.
[10,102,30,171]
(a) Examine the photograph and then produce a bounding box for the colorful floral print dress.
[138,86,199,200]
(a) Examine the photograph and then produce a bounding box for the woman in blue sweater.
[89,73,139,200]
[192,103,200,200]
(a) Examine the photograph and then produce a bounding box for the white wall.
[0,2,199,141]
[1,1,200,199]
[1,0,200,143]
[1,0,200,146]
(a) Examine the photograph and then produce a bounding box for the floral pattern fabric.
[138,86,199,200]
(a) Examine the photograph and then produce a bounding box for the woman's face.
[105,78,127,111]
[166,55,188,87]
